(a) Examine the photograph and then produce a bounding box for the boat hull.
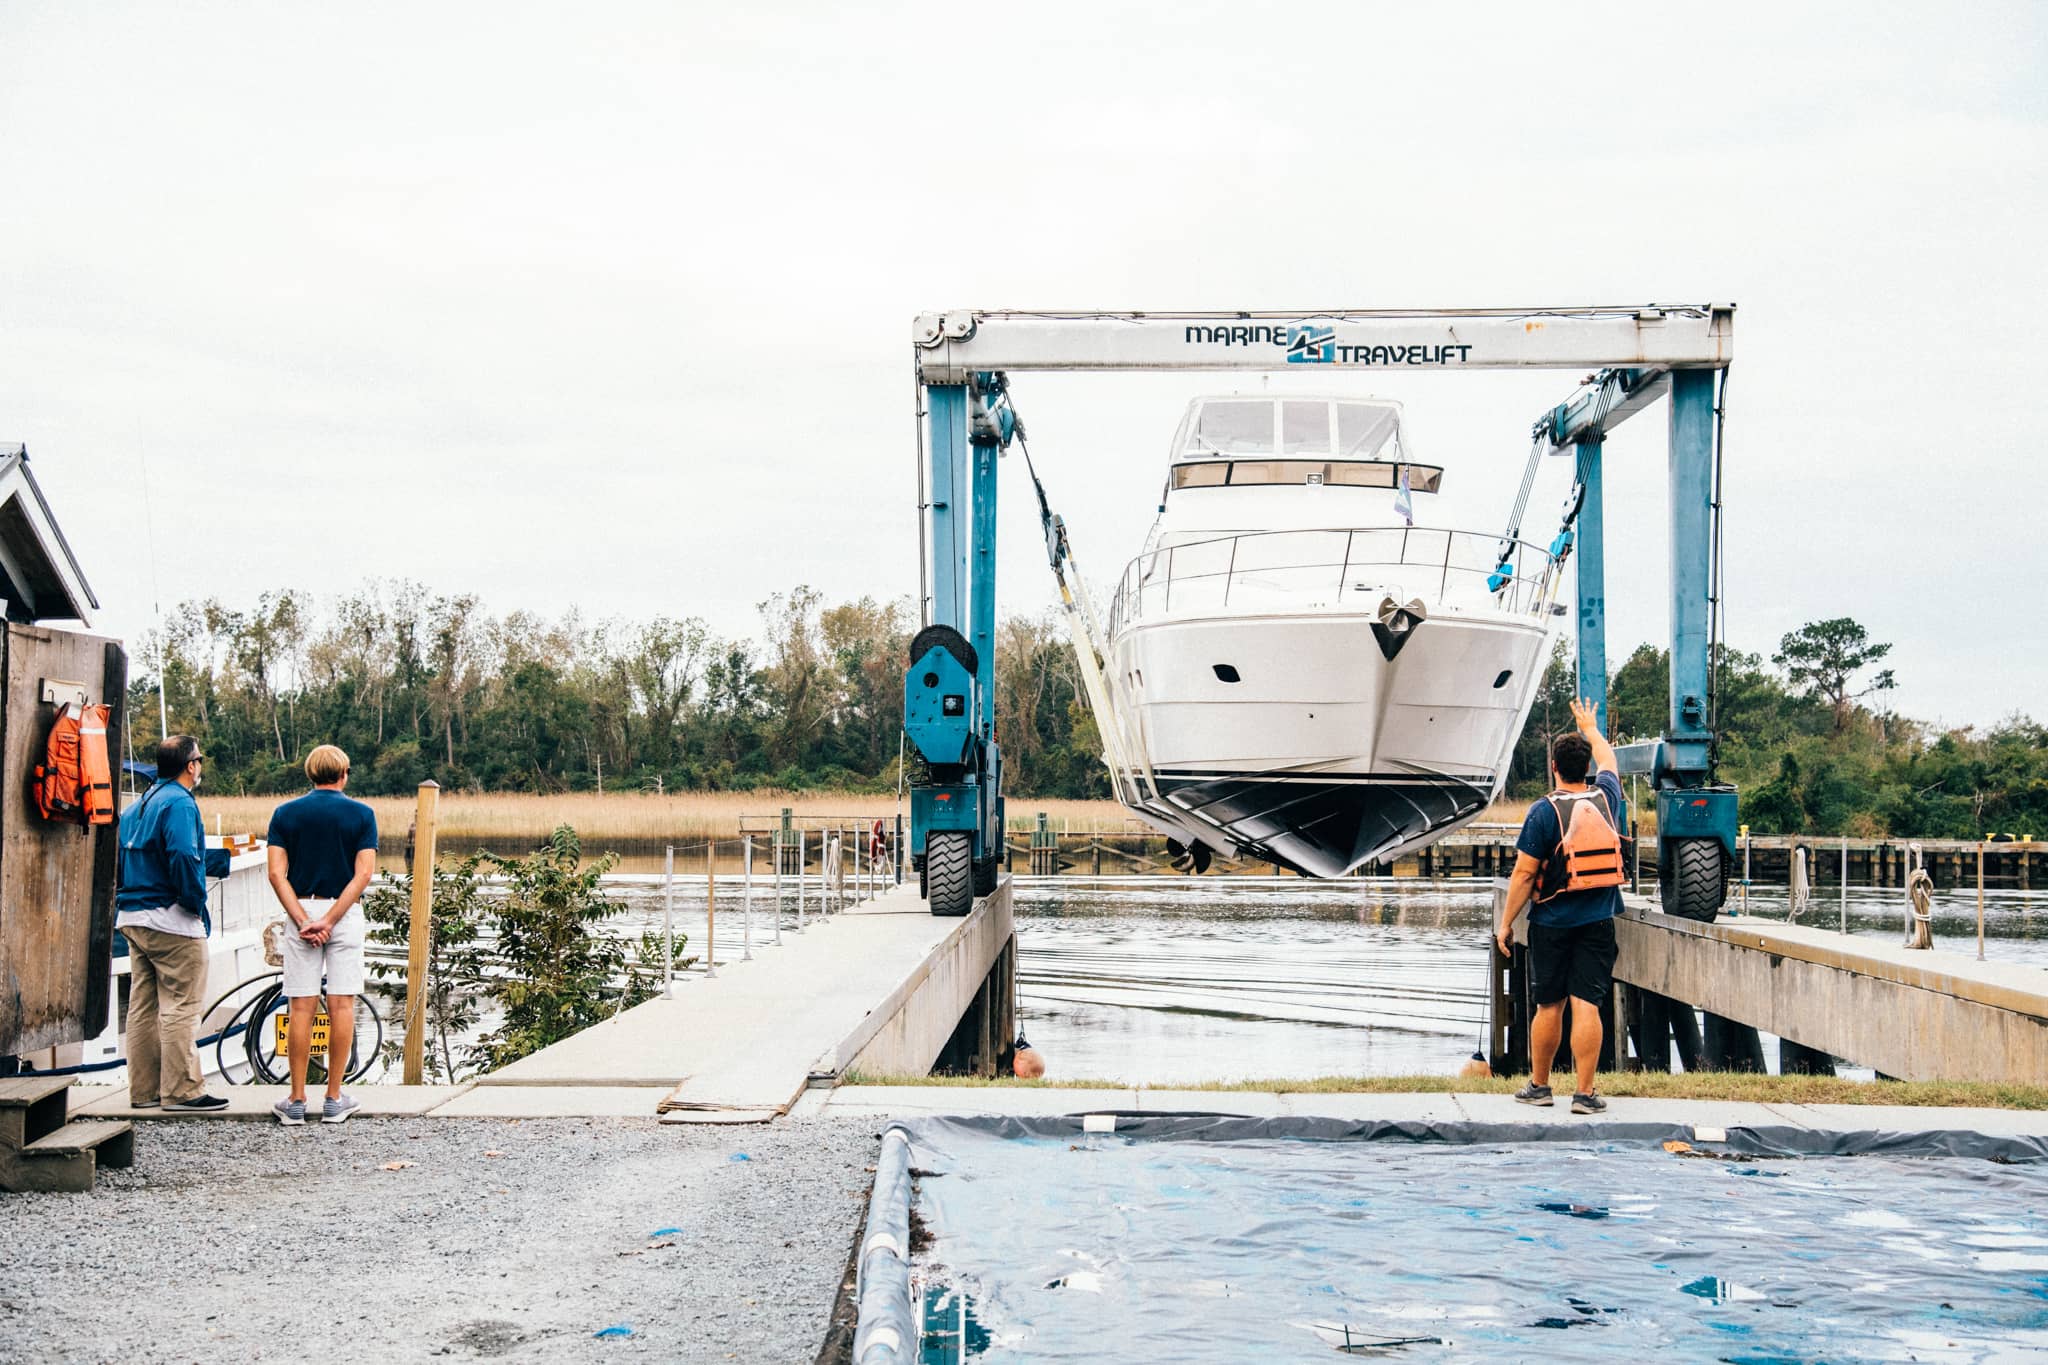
[1107,610,1549,877]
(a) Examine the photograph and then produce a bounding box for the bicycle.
[209,970,384,1085]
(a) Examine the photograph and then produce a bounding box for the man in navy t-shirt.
[265,744,379,1126]
[1496,697,1626,1114]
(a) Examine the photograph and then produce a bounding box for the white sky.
[2,2,2043,728]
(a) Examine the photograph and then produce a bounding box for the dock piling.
[401,779,440,1086]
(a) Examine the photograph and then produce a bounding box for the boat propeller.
[1165,837,1213,875]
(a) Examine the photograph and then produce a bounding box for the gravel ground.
[0,1115,882,1364]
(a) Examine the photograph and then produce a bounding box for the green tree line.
[126,580,1104,801]
[129,585,2046,838]
[1507,619,2046,838]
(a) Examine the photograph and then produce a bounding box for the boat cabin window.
[1170,460,1442,492]
[1178,396,1403,460]
[1182,400,1278,456]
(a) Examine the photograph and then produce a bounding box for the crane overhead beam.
[1537,367,1672,452]
[913,305,1734,384]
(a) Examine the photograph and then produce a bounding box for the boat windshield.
[1170,460,1443,492]
[1175,396,1404,460]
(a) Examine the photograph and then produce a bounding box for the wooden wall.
[0,624,126,1055]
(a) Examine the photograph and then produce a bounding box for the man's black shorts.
[1528,916,1618,1007]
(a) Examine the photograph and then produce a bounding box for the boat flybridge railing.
[1109,525,1558,633]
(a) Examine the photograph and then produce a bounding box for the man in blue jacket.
[116,735,229,1111]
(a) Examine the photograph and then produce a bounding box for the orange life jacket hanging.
[34,702,115,827]
[1535,787,1626,902]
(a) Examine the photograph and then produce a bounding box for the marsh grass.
[841,1069,2048,1109]
[194,790,1536,844]
[195,790,1139,843]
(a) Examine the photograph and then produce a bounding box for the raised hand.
[1569,696,1601,735]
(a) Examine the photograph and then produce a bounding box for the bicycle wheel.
[244,983,289,1084]
[208,971,284,1084]
[247,984,383,1085]
[345,993,384,1082]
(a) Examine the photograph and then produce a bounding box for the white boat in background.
[1088,395,1562,878]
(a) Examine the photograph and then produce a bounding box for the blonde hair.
[305,744,350,785]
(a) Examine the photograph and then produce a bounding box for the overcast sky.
[2,3,2042,728]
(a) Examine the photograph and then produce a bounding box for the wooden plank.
[0,1075,73,1106]
[0,623,127,1054]
[20,1117,132,1157]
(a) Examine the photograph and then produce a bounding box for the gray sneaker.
[321,1093,359,1125]
[1571,1092,1608,1115]
[273,1097,307,1126]
[1513,1082,1554,1107]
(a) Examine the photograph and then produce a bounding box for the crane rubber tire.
[973,856,999,898]
[1667,837,1726,923]
[927,831,974,917]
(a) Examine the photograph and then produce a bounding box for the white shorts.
[280,902,367,999]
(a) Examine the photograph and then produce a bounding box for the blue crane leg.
[927,385,970,634]
[1666,370,1714,778]
[970,441,998,734]
[1573,438,1607,733]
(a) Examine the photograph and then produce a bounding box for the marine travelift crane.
[902,307,1739,919]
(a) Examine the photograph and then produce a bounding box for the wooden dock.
[1488,886,2048,1085]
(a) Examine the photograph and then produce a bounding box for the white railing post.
[1839,836,1849,934]
[704,843,717,980]
[797,828,808,932]
[662,843,675,998]
[741,836,753,960]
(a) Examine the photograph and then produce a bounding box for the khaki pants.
[123,926,210,1105]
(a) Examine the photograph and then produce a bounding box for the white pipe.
[798,828,807,932]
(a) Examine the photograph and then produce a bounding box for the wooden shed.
[0,446,126,1060]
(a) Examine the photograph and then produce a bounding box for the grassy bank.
[195,790,1538,844]
[843,1070,2048,1109]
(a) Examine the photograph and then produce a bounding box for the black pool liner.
[847,1113,2048,1358]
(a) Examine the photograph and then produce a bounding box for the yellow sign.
[273,1012,333,1051]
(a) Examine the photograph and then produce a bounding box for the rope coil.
[1903,842,1935,949]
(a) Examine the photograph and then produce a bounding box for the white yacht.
[1094,395,1560,878]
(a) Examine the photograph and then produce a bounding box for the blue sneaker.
[321,1093,359,1125]
[273,1097,307,1126]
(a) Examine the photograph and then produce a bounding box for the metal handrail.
[1111,524,1555,633]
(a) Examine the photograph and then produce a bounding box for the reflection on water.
[372,869,2048,1087]
[1008,877,2048,1085]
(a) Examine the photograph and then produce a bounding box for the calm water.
[910,1126,2048,1361]
[584,873,2048,1085]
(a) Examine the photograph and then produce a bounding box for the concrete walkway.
[802,1084,2048,1139]
[451,880,1006,1119]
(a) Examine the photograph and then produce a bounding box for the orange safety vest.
[34,702,115,827]
[1535,786,1625,902]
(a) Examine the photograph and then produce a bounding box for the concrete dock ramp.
[477,879,1014,1119]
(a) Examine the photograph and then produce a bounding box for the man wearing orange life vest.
[1496,697,1627,1115]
